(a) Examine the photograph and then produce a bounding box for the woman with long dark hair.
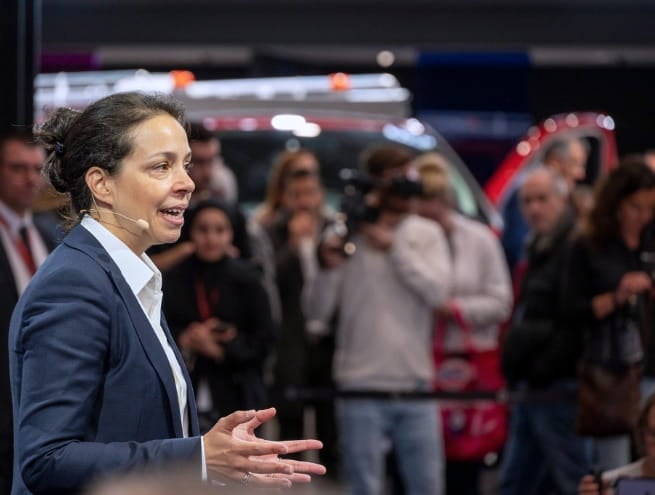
[564,159,655,470]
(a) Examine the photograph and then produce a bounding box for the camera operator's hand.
[361,222,394,251]
[616,271,652,304]
[319,235,346,269]
[288,211,319,248]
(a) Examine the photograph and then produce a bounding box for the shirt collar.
[81,215,160,296]
[0,200,33,235]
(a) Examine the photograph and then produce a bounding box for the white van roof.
[34,70,412,122]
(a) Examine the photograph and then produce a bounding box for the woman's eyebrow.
[146,150,192,160]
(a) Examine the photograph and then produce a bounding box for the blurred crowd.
[2,125,655,495]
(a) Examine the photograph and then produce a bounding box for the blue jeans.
[498,382,590,495]
[336,397,444,495]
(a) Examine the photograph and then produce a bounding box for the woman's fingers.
[279,458,327,475]
[245,407,277,432]
[231,439,289,457]
[268,472,313,484]
[215,468,292,488]
[215,409,257,431]
[279,438,323,454]
[207,454,292,477]
[246,473,293,488]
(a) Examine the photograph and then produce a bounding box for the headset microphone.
[135,219,149,231]
[112,211,150,231]
[83,200,150,231]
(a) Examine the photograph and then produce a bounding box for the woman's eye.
[184,162,194,171]
[154,163,170,171]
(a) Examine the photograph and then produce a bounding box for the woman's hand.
[178,318,224,361]
[319,236,346,269]
[214,321,238,344]
[578,474,602,495]
[436,299,456,319]
[288,211,319,248]
[616,271,652,304]
[203,408,326,488]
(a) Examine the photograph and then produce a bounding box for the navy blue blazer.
[8,225,201,495]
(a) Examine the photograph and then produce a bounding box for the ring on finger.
[242,472,251,485]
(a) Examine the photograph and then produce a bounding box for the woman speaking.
[8,92,324,495]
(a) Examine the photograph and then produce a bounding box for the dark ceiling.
[42,0,655,50]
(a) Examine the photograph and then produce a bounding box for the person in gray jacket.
[305,144,451,495]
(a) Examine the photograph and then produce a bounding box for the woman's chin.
[152,231,182,247]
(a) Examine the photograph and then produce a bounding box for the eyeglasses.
[5,162,44,175]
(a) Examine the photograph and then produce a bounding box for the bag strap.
[633,247,652,364]
[434,302,475,354]
[638,292,651,365]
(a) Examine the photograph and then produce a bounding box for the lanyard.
[193,277,220,321]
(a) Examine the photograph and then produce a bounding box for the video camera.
[327,168,423,255]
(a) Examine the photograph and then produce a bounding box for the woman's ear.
[85,167,113,206]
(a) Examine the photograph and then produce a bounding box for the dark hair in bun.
[35,92,188,221]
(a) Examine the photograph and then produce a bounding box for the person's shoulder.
[455,213,495,240]
[163,256,194,280]
[40,240,105,277]
[22,242,111,304]
[401,213,441,231]
[568,230,594,255]
[399,214,445,240]
[226,257,263,285]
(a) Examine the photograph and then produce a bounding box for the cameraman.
[304,144,451,495]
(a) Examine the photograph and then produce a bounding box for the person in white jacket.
[415,152,513,495]
[304,144,451,495]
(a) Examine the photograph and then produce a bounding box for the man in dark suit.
[0,131,58,495]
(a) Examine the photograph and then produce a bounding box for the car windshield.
[217,127,483,221]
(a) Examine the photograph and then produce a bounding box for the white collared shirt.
[0,200,49,295]
[81,215,189,437]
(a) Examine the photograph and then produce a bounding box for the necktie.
[18,225,37,275]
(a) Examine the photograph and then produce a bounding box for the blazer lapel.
[162,314,200,436]
[64,226,184,438]
[115,281,184,437]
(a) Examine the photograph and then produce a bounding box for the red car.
[485,111,618,206]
